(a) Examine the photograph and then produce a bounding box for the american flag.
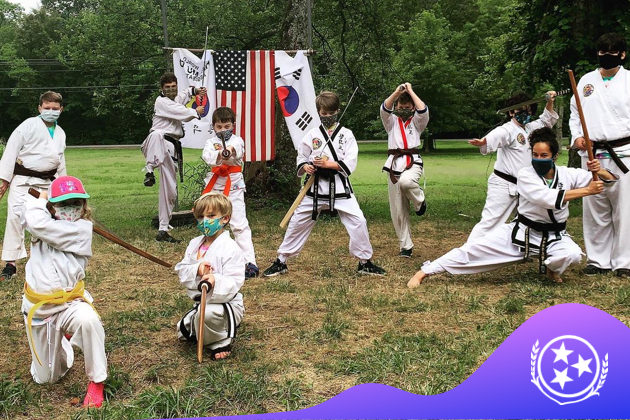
[214,50,276,161]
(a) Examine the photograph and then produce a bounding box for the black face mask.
[320,114,337,129]
[394,109,414,120]
[532,158,555,177]
[598,53,623,70]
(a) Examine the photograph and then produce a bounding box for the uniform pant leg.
[581,156,614,269]
[194,302,244,350]
[158,155,177,232]
[25,313,74,384]
[467,176,518,243]
[335,197,374,260]
[3,181,30,262]
[544,235,584,275]
[423,224,524,275]
[608,157,630,271]
[57,301,107,383]
[141,132,169,172]
[387,177,413,251]
[226,189,256,265]
[398,165,425,211]
[277,197,319,261]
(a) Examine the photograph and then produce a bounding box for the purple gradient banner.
[175,303,630,419]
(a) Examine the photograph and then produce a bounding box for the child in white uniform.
[17,176,106,408]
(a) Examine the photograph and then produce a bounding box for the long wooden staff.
[279,156,327,228]
[568,70,598,181]
[196,266,212,363]
[28,188,172,268]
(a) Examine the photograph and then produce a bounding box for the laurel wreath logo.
[531,339,608,405]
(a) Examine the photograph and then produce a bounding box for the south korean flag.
[275,50,320,149]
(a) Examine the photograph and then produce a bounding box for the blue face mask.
[514,111,533,125]
[197,217,225,237]
[532,158,555,176]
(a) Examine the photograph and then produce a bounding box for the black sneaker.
[0,263,16,281]
[616,269,630,278]
[399,248,413,258]
[245,263,260,278]
[416,199,427,216]
[155,230,181,243]
[144,172,156,187]
[357,260,386,276]
[263,259,288,277]
[582,264,611,276]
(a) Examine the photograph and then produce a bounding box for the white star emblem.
[571,354,593,378]
[551,367,573,390]
[551,342,573,364]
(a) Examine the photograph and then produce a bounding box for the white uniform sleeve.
[207,248,245,304]
[569,95,584,145]
[527,108,559,130]
[566,167,597,189]
[175,87,195,105]
[56,154,67,177]
[155,97,199,122]
[412,107,429,133]
[174,240,202,292]
[202,138,220,165]
[481,125,511,155]
[0,124,26,182]
[18,197,93,256]
[296,134,312,176]
[338,129,358,176]
[517,168,567,210]
[380,102,394,133]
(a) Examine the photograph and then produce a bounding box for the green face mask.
[162,87,178,100]
[394,108,414,119]
[196,217,224,237]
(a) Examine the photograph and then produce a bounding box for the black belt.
[515,214,566,274]
[164,135,184,182]
[493,169,517,184]
[13,163,56,181]
[592,137,630,174]
[387,148,420,184]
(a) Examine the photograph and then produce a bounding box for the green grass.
[1,140,625,420]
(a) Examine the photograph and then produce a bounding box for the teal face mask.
[197,217,225,237]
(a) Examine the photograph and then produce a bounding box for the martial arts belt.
[493,169,517,184]
[13,163,57,181]
[23,280,98,366]
[591,137,630,174]
[514,214,566,275]
[164,135,185,182]
[201,165,242,196]
[386,147,421,184]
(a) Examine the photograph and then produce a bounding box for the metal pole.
[307,0,313,68]
[160,0,172,72]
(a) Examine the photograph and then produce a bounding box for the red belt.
[202,165,242,196]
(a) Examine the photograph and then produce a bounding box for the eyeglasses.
[597,51,620,56]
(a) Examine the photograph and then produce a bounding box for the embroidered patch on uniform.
[213,143,223,151]
[312,138,323,149]
[517,133,526,145]
[583,84,594,97]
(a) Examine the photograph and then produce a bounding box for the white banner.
[275,51,320,149]
[172,48,216,149]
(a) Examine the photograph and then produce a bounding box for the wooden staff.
[568,69,598,181]
[28,188,173,268]
[196,266,212,363]
[279,156,328,228]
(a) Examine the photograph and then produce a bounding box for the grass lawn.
[1,141,628,419]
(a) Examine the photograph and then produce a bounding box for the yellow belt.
[23,280,98,365]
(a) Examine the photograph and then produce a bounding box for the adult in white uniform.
[569,33,630,278]
[141,73,205,243]
[0,91,67,281]
[467,91,558,242]
[264,92,386,276]
[408,127,618,288]
[381,83,429,258]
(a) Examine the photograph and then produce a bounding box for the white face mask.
[40,109,61,123]
[54,205,83,222]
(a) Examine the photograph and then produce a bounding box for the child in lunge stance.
[408,127,618,288]
[176,193,244,360]
[17,176,106,408]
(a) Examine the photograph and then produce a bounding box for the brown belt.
[387,148,420,184]
[592,137,630,174]
[13,163,57,181]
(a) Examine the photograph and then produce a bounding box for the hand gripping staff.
[197,265,213,363]
[279,86,360,228]
[567,70,598,181]
[28,188,173,268]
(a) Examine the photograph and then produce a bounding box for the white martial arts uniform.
[175,231,245,351]
[422,166,616,277]
[570,66,630,271]
[0,116,67,262]
[380,103,429,251]
[141,88,199,232]
[15,197,106,385]
[202,134,256,265]
[276,124,374,262]
[467,109,559,242]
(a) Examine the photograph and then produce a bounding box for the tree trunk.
[244,0,308,202]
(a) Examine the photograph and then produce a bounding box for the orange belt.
[202,165,242,196]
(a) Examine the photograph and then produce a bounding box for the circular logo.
[213,143,223,151]
[517,133,526,145]
[531,335,607,405]
[312,138,322,150]
[583,84,595,97]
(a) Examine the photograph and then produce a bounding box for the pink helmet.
[48,176,90,203]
